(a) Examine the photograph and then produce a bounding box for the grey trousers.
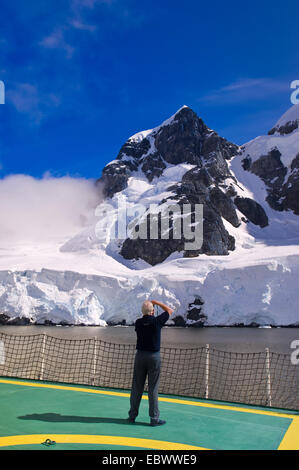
[128,350,161,420]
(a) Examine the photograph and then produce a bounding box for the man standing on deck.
[128,299,174,426]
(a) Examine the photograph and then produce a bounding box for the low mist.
[0,174,103,245]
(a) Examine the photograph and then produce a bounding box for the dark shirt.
[135,311,169,352]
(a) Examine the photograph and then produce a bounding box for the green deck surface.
[0,377,295,450]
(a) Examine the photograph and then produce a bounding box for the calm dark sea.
[0,325,298,354]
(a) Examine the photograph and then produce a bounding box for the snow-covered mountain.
[1,105,299,327]
[238,105,299,216]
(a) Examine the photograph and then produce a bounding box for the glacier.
[0,247,299,326]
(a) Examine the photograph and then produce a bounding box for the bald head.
[141,300,154,316]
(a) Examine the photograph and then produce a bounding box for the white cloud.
[0,174,103,245]
[38,2,102,57]
[7,83,60,124]
[39,28,75,58]
[69,19,97,32]
[39,0,142,58]
[198,78,288,105]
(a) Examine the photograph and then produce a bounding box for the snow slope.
[0,106,299,326]
[273,103,299,129]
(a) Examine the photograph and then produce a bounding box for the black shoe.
[150,419,166,426]
[128,417,135,423]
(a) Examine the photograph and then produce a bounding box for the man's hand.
[151,300,174,316]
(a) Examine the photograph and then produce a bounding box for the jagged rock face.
[98,107,239,197]
[281,154,299,214]
[99,162,131,198]
[96,106,272,265]
[245,153,299,215]
[234,196,269,227]
[240,105,299,215]
[186,296,207,326]
[152,109,237,169]
[268,119,299,136]
[241,149,290,213]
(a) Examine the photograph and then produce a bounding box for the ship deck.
[0,377,298,451]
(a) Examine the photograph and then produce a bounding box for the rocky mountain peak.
[268,103,299,136]
[95,106,272,265]
[97,105,240,198]
[241,104,299,214]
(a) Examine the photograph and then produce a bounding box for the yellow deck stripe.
[1,378,298,450]
[278,418,299,450]
[0,378,130,398]
[0,434,206,450]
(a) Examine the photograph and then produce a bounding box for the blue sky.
[0,0,298,179]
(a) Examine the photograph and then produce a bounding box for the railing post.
[0,339,5,365]
[205,343,209,399]
[265,347,272,407]
[40,334,46,381]
[92,337,97,386]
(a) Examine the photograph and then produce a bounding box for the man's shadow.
[18,413,149,426]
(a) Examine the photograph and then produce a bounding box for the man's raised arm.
[151,300,174,316]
